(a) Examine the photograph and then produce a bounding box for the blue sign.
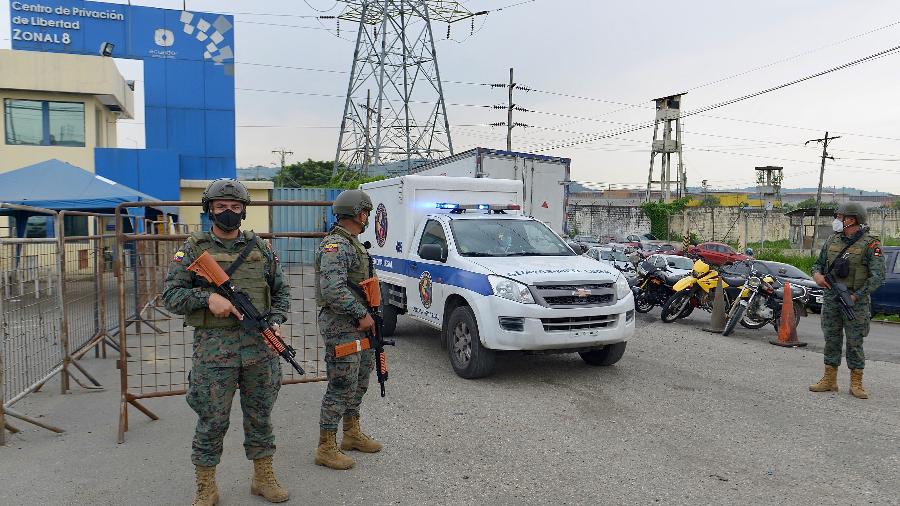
[9,0,237,198]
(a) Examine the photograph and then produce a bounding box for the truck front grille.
[531,281,616,308]
[542,314,618,332]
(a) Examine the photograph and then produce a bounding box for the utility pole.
[507,67,514,151]
[490,67,530,150]
[805,132,840,254]
[272,148,294,185]
[361,89,374,176]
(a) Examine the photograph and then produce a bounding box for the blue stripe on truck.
[372,255,493,296]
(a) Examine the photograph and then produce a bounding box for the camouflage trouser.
[186,357,282,466]
[820,296,870,370]
[318,312,375,431]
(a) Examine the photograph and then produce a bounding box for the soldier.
[314,189,383,470]
[809,202,885,399]
[163,179,291,505]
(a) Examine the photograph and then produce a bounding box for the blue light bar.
[436,203,460,209]
[476,204,490,210]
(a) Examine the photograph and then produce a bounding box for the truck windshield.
[450,219,575,257]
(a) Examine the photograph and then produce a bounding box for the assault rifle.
[823,272,856,321]
[187,251,305,375]
[348,277,395,397]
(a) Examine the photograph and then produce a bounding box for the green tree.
[794,197,837,210]
[274,159,384,189]
[700,195,720,207]
[891,200,900,210]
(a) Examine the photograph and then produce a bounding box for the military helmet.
[202,179,251,214]
[333,189,373,218]
[835,201,867,225]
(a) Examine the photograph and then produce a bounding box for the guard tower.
[646,93,686,202]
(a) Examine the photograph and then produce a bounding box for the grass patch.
[882,237,900,246]
[873,313,900,323]
[754,249,817,274]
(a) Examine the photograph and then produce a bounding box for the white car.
[642,254,693,279]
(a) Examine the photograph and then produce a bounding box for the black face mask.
[212,209,242,231]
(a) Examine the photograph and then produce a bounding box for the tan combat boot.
[809,365,839,392]
[315,429,354,470]
[251,456,290,503]
[192,465,219,506]
[341,415,383,453]
[849,369,869,399]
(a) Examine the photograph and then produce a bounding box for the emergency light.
[435,203,521,211]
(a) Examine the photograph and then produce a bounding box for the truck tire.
[381,304,398,337]
[579,341,627,366]
[447,306,495,379]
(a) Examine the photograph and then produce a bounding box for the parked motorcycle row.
[631,257,809,335]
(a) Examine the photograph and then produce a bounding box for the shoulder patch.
[323,243,340,253]
[173,251,185,262]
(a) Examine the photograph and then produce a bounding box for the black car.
[724,260,824,313]
[872,246,900,316]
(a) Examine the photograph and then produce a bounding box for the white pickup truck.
[359,175,635,378]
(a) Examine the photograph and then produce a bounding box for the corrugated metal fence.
[272,188,341,264]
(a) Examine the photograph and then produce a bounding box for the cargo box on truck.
[411,147,571,236]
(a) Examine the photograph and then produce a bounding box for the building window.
[4,99,85,147]
[64,215,89,237]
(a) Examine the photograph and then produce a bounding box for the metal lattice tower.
[646,93,687,202]
[333,1,480,175]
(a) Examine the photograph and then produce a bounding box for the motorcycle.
[722,262,808,336]
[660,258,738,323]
[632,261,680,313]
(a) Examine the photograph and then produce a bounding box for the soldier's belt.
[334,338,372,358]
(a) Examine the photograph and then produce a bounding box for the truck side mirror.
[419,244,445,262]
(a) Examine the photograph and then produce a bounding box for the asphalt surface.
[1,311,898,505]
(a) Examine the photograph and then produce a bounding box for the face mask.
[213,209,242,231]
[831,218,844,233]
[356,212,370,234]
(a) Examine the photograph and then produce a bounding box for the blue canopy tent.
[0,159,176,237]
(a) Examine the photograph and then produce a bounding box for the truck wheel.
[579,342,627,366]
[381,304,398,337]
[447,306,495,379]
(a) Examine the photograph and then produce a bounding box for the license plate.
[573,329,601,337]
[815,295,823,303]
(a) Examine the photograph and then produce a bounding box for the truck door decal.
[374,203,388,247]
[418,271,433,308]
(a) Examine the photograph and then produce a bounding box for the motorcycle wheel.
[634,293,654,313]
[661,291,691,323]
[722,302,745,336]
[739,312,769,329]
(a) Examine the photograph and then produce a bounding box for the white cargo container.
[360,175,635,379]
[411,147,570,235]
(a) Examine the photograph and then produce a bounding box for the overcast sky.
[3,0,900,193]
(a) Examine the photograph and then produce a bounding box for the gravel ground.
[1,313,897,505]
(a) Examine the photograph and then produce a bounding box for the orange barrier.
[770,282,807,348]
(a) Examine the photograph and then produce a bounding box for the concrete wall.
[567,204,652,241]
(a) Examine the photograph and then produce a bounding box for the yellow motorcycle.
[660,259,735,323]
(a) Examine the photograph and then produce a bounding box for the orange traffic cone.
[769,282,807,348]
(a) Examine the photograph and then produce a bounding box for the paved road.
[2,312,898,505]
[636,305,900,364]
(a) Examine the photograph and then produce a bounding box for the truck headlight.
[488,275,535,304]
[615,275,631,300]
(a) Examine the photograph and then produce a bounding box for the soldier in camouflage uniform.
[809,202,885,399]
[314,189,383,470]
[163,179,291,505]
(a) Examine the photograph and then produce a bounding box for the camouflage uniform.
[315,225,376,431]
[163,230,290,467]
[811,230,885,370]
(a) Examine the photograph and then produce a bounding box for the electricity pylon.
[333,1,484,175]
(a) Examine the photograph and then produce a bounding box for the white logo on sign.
[154,29,175,47]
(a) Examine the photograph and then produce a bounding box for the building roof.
[0,49,134,118]
[0,159,171,212]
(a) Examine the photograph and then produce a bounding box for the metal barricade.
[0,203,65,438]
[115,201,331,443]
